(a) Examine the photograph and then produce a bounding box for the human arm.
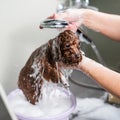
[50,9,120,41]
[82,9,120,41]
[48,9,120,97]
[77,56,120,98]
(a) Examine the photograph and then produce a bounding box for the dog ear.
[55,37,62,61]
[47,38,61,62]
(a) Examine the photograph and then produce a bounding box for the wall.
[0,0,59,93]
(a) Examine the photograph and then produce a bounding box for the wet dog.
[18,30,82,104]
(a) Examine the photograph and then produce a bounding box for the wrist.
[82,9,101,32]
[80,9,92,26]
[77,55,97,76]
[77,56,90,73]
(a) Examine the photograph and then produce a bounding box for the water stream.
[90,42,105,65]
[80,33,105,66]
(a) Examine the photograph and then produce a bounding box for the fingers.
[48,12,69,20]
[47,13,56,19]
[64,23,77,32]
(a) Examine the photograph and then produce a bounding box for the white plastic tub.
[8,88,76,120]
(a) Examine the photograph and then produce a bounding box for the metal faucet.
[56,0,98,12]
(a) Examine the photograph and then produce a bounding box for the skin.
[49,9,120,98]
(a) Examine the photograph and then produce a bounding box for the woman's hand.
[48,9,88,31]
[58,50,85,71]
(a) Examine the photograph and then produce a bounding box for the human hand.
[48,8,87,31]
[59,50,85,70]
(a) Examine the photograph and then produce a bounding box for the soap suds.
[8,85,72,118]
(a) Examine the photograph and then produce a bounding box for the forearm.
[82,9,120,41]
[77,56,120,97]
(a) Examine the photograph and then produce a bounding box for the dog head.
[57,30,82,65]
[44,30,82,84]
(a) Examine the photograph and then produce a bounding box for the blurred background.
[0,0,120,95]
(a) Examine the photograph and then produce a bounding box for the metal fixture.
[56,0,98,12]
[40,19,69,28]
[40,19,92,45]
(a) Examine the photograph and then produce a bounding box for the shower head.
[40,19,92,44]
[40,19,69,29]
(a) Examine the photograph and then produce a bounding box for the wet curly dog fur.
[18,30,82,104]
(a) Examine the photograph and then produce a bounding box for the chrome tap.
[56,0,98,12]
[69,0,89,8]
[56,0,70,12]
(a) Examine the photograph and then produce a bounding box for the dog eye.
[65,44,70,48]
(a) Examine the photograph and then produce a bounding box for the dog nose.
[75,54,80,58]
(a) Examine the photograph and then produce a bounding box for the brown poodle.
[18,30,82,104]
